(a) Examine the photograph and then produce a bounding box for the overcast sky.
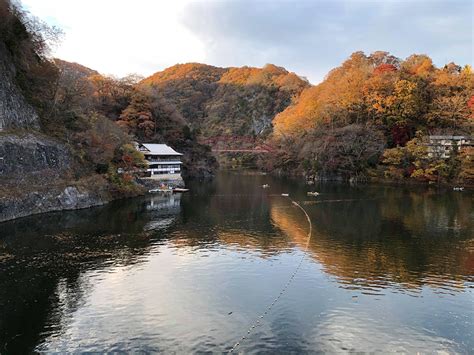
[22,0,473,83]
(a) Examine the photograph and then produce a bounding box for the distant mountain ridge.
[140,63,310,137]
[54,58,99,78]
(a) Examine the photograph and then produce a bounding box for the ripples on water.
[0,173,473,353]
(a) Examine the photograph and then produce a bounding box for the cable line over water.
[228,194,313,353]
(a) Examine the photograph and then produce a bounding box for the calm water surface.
[0,173,473,353]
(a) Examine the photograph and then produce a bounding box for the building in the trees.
[427,135,473,158]
[135,143,183,181]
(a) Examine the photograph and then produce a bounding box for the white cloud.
[21,0,473,83]
[22,0,206,77]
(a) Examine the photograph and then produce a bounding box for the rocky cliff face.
[0,184,108,222]
[0,2,148,223]
[0,132,113,222]
[0,45,113,223]
[0,42,39,130]
[0,133,70,179]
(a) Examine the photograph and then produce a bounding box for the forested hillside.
[140,63,309,137]
[0,0,217,221]
[1,0,216,180]
[140,53,472,185]
[2,0,472,224]
[266,51,473,184]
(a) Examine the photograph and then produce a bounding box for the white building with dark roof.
[136,143,183,181]
[427,135,472,159]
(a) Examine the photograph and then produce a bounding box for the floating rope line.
[228,195,313,353]
[301,198,375,205]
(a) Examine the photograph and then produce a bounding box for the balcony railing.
[146,159,182,163]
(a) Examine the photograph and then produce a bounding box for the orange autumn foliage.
[274,51,473,137]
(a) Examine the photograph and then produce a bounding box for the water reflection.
[0,195,182,352]
[0,172,472,353]
[181,175,473,294]
[144,194,181,231]
[270,195,473,294]
[310,308,461,353]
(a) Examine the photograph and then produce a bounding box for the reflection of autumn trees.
[1,180,471,351]
[163,175,473,293]
[169,177,293,253]
[378,189,472,235]
[269,191,473,292]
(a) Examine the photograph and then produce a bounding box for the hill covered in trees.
[265,51,473,184]
[0,0,217,221]
[140,54,472,185]
[2,0,472,222]
[140,63,309,137]
[2,0,217,181]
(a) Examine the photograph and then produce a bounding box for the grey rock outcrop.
[0,184,108,222]
[0,133,70,179]
[0,24,126,223]
[0,132,111,222]
[0,42,39,130]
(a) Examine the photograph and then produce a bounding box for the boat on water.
[173,188,190,193]
[453,187,464,191]
[307,191,320,196]
[262,184,270,189]
[149,188,173,194]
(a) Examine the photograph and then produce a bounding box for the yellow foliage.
[459,147,474,181]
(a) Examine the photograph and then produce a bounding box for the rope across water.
[228,195,313,353]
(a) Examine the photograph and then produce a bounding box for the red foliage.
[468,95,474,118]
[468,95,474,108]
[122,154,133,164]
[391,125,411,146]
[122,173,133,183]
[374,64,397,75]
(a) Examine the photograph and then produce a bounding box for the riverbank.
[2,164,470,223]
[221,166,474,189]
[0,175,148,223]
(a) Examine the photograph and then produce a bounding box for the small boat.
[453,187,464,191]
[149,188,172,194]
[173,188,189,193]
[281,193,289,197]
[307,191,320,197]
[262,184,270,188]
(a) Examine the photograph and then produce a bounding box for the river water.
[0,173,473,353]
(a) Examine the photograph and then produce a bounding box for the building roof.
[140,143,183,156]
[429,135,471,140]
[147,161,182,165]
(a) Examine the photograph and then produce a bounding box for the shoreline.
[1,168,471,223]
[220,167,473,189]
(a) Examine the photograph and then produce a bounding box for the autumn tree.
[401,54,435,77]
[298,124,385,179]
[272,51,472,183]
[74,115,133,173]
[458,147,474,183]
[89,74,134,118]
[117,91,155,139]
